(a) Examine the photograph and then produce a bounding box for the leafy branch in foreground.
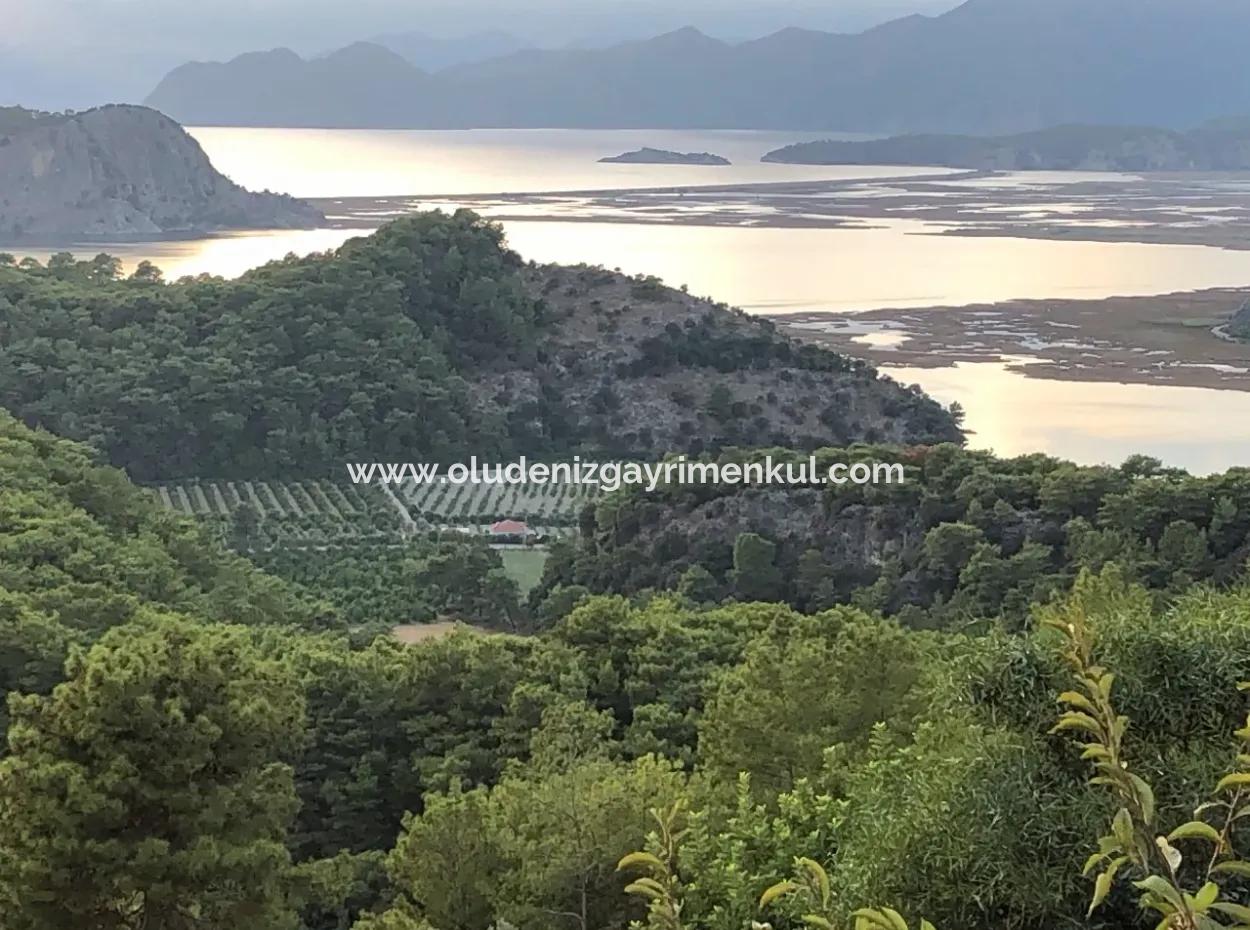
[618,801,688,930]
[759,857,837,930]
[759,858,935,930]
[1045,588,1250,929]
[619,788,939,930]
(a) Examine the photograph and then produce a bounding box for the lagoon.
[5,127,1249,472]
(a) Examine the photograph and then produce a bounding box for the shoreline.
[774,287,1250,393]
[308,168,1250,253]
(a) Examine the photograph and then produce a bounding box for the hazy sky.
[0,0,958,109]
[3,0,959,55]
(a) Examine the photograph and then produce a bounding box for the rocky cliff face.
[0,105,322,241]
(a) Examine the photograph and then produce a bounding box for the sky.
[0,0,958,110]
[4,0,958,51]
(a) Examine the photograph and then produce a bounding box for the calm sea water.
[885,360,1250,475]
[6,128,1250,472]
[188,127,904,197]
[27,220,1250,316]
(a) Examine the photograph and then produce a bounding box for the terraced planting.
[398,476,603,537]
[151,479,404,547]
[150,475,604,544]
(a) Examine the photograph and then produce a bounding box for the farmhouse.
[489,519,531,540]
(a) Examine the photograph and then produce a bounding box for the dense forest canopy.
[2,416,1249,930]
[251,540,523,631]
[0,213,540,478]
[0,209,1247,930]
[535,444,1250,629]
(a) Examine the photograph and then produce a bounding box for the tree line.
[535,443,1250,630]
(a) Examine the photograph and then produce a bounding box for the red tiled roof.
[490,519,529,535]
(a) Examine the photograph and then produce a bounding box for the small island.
[599,147,730,166]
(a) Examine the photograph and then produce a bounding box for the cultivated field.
[397,476,601,537]
[151,478,404,546]
[151,475,604,544]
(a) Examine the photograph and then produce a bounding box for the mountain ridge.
[763,123,1250,170]
[145,0,1250,133]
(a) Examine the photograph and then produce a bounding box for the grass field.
[499,549,549,595]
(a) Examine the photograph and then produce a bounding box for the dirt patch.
[391,621,490,644]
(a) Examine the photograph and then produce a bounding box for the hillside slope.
[534,444,1250,628]
[0,105,322,241]
[0,410,320,634]
[0,212,960,481]
[764,123,1250,170]
[145,0,1250,133]
[0,409,325,732]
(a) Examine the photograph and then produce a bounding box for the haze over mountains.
[0,0,950,111]
[146,0,1250,134]
[765,122,1250,171]
[366,30,535,72]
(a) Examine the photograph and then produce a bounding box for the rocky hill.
[0,104,322,241]
[764,123,1250,171]
[495,262,959,458]
[0,212,960,481]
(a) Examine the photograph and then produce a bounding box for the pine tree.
[0,615,305,930]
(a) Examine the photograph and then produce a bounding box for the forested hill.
[0,212,959,481]
[535,444,1250,629]
[5,245,1250,930]
[0,104,322,241]
[763,122,1250,171]
[0,411,323,728]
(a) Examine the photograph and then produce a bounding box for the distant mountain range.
[366,30,533,71]
[0,105,320,241]
[146,0,1250,134]
[764,122,1250,171]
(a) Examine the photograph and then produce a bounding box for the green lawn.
[499,548,548,596]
